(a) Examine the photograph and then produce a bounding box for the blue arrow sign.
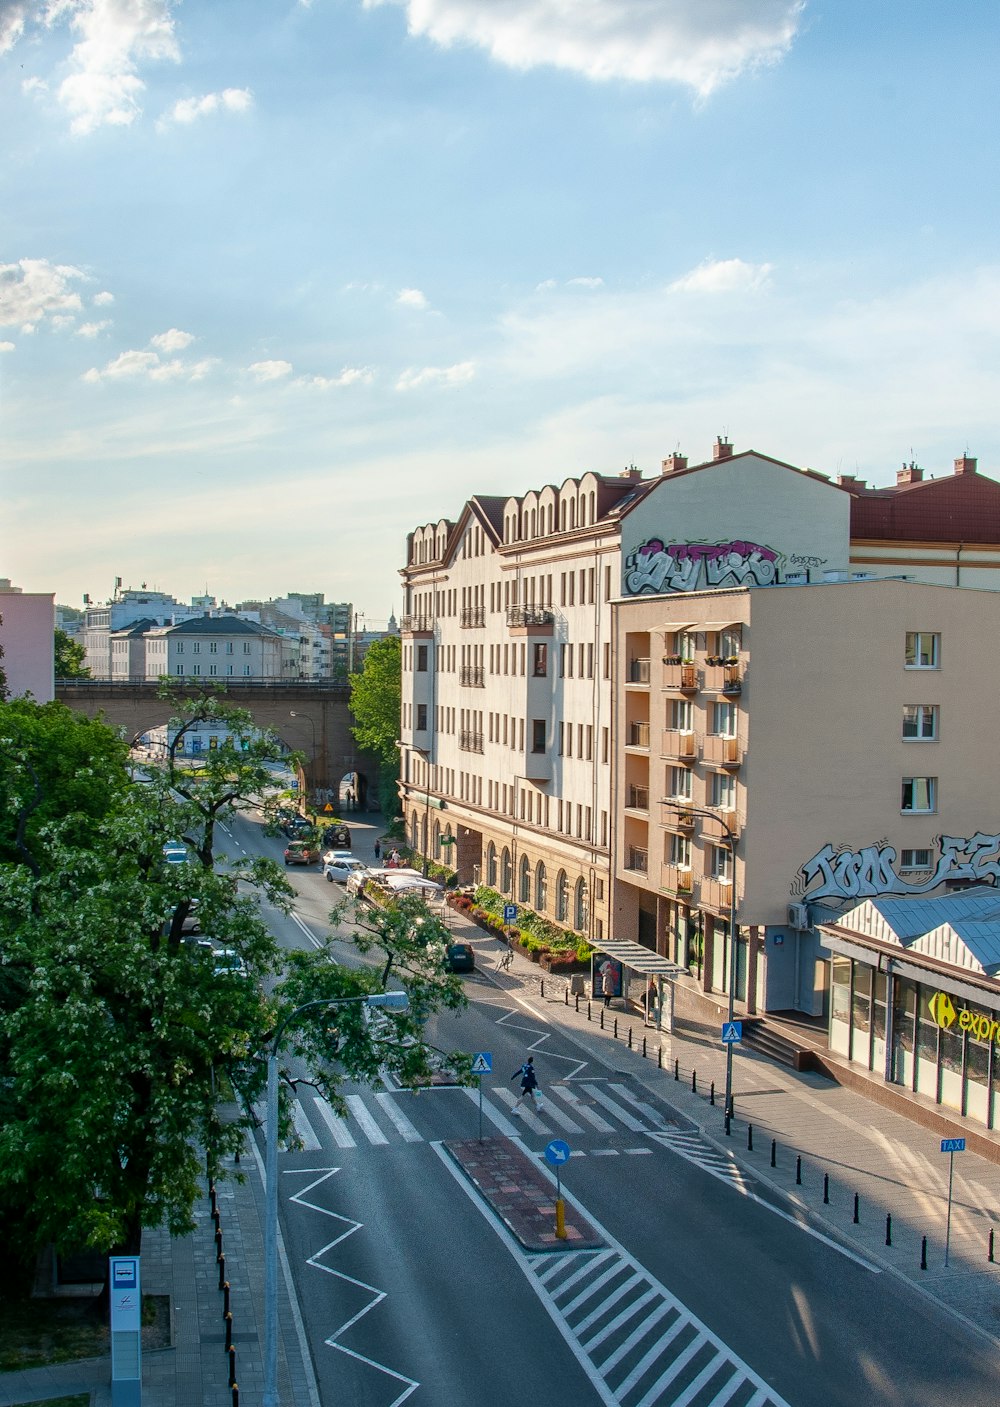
[941,1137,966,1153]
[721,1021,743,1044]
[471,1052,492,1075]
[544,1139,571,1167]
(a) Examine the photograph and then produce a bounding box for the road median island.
[444,1137,604,1252]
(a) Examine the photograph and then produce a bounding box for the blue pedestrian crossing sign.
[471,1052,492,1075]
[721,1022,743,1044]
[503,904,518,924]
[544,1139,571,1166]
[941,1137,966,1153]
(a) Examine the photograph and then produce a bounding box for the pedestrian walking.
[509,1056,541,1115]
[374,838,381,860]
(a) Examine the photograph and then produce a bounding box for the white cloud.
[567,277,604,289]
[396,361,475,391]
[296,367,376,389]
[92,290,115,305]
[45,0,181,135]
[0,3,29,55]
[247,359,293,382]
[158,87,254,128]
[0,258,85,330]
[668,257,772,294]
[397,287,429,310]
[150,327,194,352]
[76,320,111,337]
[0,341,15,353]
[84,348,160,381]
[363,0,804,94]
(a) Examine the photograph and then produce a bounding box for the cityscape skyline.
[4,1,999,621]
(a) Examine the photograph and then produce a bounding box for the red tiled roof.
[849,472,1000,543]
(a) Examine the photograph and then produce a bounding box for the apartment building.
[0,578,55,702]
[143,616,287,680]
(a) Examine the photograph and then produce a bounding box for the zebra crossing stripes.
[527,1247,789,1407]
[649,1130,750,1195]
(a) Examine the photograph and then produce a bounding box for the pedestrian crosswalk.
[258,1079,702,1155]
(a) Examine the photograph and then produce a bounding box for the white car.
[321,847,354,867]
[324,857,369,884]
[212,948,248,978]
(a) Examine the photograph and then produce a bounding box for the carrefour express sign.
[928,990,1000,1044]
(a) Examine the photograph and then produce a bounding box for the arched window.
[409,808,419,850]
[519,855,531,903]
[487,841,498,887]
[556,870,569,923]
[433,819,441,859]
[501,847,512,894]
[575,877,589,933]
[535,862,547,912]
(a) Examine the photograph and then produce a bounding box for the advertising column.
[109,1255,142,1405]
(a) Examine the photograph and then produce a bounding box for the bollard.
[600,1008,604,1030]
[921,1236,927,1271]
[627,1026,633,1050]
[823,1174,829,1205]
[614,1017,619,1040]
[692,1069,697,1094]
[991,1228,996,1264]
[747,1124,753,1152]
[575,993,580,1014]
[210,1184,218,1216]
[658,1045,662,1069]
[588,1000,592,1021]
[564,986,568,1006]
[540,980,545,999]
[885,1214,892,1247]
[228,1346,237,1389]
[853,1193,860,1224]
[796,1155,802,1185]
[674,1058,680,1081]
[224,1312,233,1352]
[724,1107,731,1137]
[710,1081,715,1106]
[215,1227,223,1257]
[218,1254,226,1291]
[223,1281,231,1316]
[212,1207,221,1232]
[770,1139,776,1168]
[642,1036,647,1059]
[232,1386,239,1407]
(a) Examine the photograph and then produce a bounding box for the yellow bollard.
[555,1198,567,1240]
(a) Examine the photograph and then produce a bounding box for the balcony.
[507,605,555,634]
[662,728,697,762]
[459,730,484,753]
[627,657,650,685]
[660,863,694,897]
[701,876,734,913]
[459,666,485,687]
[626,845,648,875]
[626,721,650,750]
[704,733,742,767]
[460,607,486,628]
[662,660,698,692]
[704,659,743,695]
[713,808,741,839]
[664,802,696,830]
[626,784,649,812]
[400,614,434,636]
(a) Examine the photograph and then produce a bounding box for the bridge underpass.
[55,680,376,805]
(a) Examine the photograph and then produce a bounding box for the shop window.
[850,965,871,1065]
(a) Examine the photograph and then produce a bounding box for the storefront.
[820,890,1000,1130]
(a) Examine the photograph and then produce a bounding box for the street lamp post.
[661,801,739,1135]
[263,991,409,1407]
[288,710,317,806]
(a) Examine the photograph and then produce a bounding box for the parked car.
[444,942,475,973]
[284,840,320,866]
[323,824,351,849]
[321,845,354,866]
[163,843,188,865]
[212,948,248,979]
[324,857,369,884]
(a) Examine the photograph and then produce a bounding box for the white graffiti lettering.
[800,832,1000,901]
[624,538,781,595]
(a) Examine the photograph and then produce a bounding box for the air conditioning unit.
[787,903,810,930]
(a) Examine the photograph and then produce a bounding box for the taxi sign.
[941,1137,966,1153]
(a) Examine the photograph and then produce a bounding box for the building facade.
[0,579,55,702]
[144,616,287,680]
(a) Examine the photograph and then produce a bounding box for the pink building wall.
[0,591,55,701]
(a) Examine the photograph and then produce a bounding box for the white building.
[144,616,288,681]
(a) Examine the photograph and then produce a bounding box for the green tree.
[349,634,401,816]
[54,628,90,679]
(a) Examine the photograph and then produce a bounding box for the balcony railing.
[627,785,649,812]
[506,605,555,628]
[705,659,743,694]
[628,657,650,684]
[460,607,486,628]
[626,721,650,749]
[400,614,434,634]
[459,730,484,753]
[662,728,697,761]
[704,733,741,767]
[701,876,734,912]
[660,863,693,896]
[459,666,485,687]
[626,846,648,874]
[663,660,698,691]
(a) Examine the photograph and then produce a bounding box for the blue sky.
[3,0,999,626]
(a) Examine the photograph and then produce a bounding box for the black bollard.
[575,994,580,1014]
[600,1008,604,1030]
[627,1027,632,1050]
[540,980,545,999]
[614,1017,618,1039]
[215,1227,223,1258]
[564,986,568,1005]
[223,1281,231,1316]
[210,1184,218,1216]
[796,1155,802,1185]
[588,1000,592,1021]
[710,1081,715,1106]
[674,1058,680,1081]
[853,1193,860,1225]
[658,1045,662,1069]
[228,1346,237,1388]
[885,1214,892,1247]
[642,1036,647,1058]
[823,1174,829,1205]
[747,1124,753,1152]
[224,1311,233,1352]
[692,1069,697,1094]
[212,1207,221,1232]
[217,1254,226,1291]
[921,1236,928,1271]
[991,1228,996,1264]
[770,1139,776,1168]
[232,1386,239,1407]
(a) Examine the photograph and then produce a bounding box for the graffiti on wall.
[624,538,782,595]
[800,833,1000,902]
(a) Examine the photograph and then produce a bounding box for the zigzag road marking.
[649,1131,750,1194]
[286,1166,419,1406]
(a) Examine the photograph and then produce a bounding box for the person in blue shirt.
[510,1056,539,1114]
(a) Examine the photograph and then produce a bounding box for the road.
[223,808,1000,1406]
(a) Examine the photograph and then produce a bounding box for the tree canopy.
[54,628,90,679]
[349,634,401,815]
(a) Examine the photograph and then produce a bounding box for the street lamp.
[661,801,739,1135]
[263,991,410,1407]
[288,710,316,806]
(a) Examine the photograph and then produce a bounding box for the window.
[531,719,546,753]
[226,642,234,654]
[417,644,428,671]
[501,847,512,893]
[176,642,184,655]
[209,642,218,654]
[669,766,692,800]
[416,703,428,731]
[900,848,933,871]
[711,845,732,882]
[243,642,251,654]
[533,643,547,676]
[574,878,588,932]
[710,773,735,809]
[192,642,201,654]
[669,833,691,867]
[903,705,938,740]
[905,632,939,668]
[519,855,531,903]
[712,702,737,736]
[902,777,936,813]
[535,862,547,911]
[243,665,251,675]
[670,699,692,730]
[556,870,569,922]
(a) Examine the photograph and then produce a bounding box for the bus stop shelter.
[591,941,687,1033]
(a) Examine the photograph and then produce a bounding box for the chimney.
[896,460,924,486]
[954,453,978,476]
[661,452,688,475]
[837,473,867,490]
[713,436,733,461]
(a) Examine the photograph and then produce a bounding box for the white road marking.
[550,1083,616,1133]
[581,1082,652,1133]
[312,1097,357,1149]
[290,909,323,949]
[461,1084,520,1137]
[345,1093,389,1145]
[292,1100,322,1151]
[374,1091,423,1143]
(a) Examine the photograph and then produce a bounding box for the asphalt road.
[223,808,1000,1406]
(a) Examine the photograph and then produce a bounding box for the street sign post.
[544,1140,572,1239]
[503,904,517,924]
[721,1021,743,1044]
[472,1053,492,1141]
[941,1137,966,1266]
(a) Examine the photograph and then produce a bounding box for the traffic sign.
[721,1021,743,1044]
[544,1139,571,1167]
[471,1052,492,1075]
[941,1137,966,1153]
[503,904,517,924]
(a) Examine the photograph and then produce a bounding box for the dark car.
[284,841,320,866]
[324,824,351,849]
[444,942,475,974]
